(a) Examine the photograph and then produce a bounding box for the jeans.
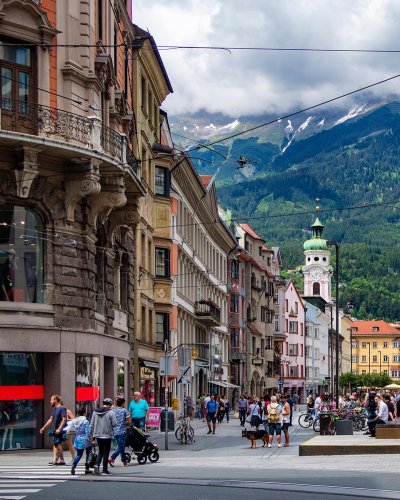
[132,417,145,429]
[239,408,246,426]
[368,418,385,437]
[96,438,112,472]
[72,446,91,468]
[111,433,127,463]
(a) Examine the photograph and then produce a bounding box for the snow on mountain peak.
[334,105,366,126]
[220,119,240,131]
[204,123,217,130]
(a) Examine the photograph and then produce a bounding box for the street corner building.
[0,0,151,449]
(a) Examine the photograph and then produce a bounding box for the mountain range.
[170,98,400,322]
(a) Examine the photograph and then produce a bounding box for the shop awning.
[141,360,159,369]
[209,380,240,389]
[247,323,262,336]
[230,351,246,362]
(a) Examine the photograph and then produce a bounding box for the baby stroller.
[124,426,159,465]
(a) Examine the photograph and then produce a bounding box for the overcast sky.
[133,0,400,117]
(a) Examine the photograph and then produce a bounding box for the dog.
[241,428,269,448]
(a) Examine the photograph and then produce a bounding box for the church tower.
[303,217,332,302]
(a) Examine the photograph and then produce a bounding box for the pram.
[124,426,159,465]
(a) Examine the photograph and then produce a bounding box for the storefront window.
[76,355,100,419]
[0,353,44,449]
[140,366,156,406]
[117,360,125,397]
[0,205,43,303]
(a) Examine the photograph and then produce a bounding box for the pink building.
[281,280,306,401]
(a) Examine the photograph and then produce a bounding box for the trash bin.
[320,413,333,435]
[335,420,353,435]
[160,409,175,432]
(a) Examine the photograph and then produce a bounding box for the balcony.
[0,99,141,184]
[273,331,287,342]
[195,300,221,327]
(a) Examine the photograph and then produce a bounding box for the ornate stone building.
[0,0,144,448]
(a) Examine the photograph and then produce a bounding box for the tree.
[339,372,358,390]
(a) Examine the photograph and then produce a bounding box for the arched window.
[0,205,43,303]
[312,282,320,295]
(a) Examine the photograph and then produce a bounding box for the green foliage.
[216,102,400,322]
[340,371,392,389]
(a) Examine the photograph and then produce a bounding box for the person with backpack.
[70,407,92,475]
[267,395,282,448]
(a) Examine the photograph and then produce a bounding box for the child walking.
[70,407,92,475]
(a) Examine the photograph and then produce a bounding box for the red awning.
[247,323,262,336]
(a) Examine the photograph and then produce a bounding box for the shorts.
[282,422,289,431]
[268,422,282,436]
[48,429,67,446]
[206,412,216,424]
[132,417,146,429]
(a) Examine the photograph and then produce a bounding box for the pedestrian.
[314,393,322,416]
[306,393,314,414]
[61,401,76,462]
[206,394,219,435]
[70,407,92,475]
[238,395,248,426]
[196,395,202,420]
[201,393,208,421]
[217,396,225,423]
[367,394,388,438]
[90,398,117,476]
[224,396,230,423]
[128,391,149,430]
[109,397,130,468]
[261,395,270,432]
[267,395,282,448]
[293,392,299,412]
[287,394,294,426]
[39,394,67,466]
[185,395,195,420]
[248,397,261,430]
[281,395,291,447]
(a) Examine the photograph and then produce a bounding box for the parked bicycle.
[298,410,317,428]
[175,414,195,444]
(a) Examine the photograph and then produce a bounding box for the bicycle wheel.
[360,417,368,431]
[175,426,184,443]
[313,417,320,433]
[298,413,313,428]
[186,427,195,443]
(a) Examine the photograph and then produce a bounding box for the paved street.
[1,414,400,499]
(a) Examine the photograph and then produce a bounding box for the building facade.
[0,0,144,449]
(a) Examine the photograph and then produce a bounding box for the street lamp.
[378,350,382,373]
[326,240,339,409]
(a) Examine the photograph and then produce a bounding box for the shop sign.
[140,367,155,380]
[171,397,179,411]
[147,407,162,427]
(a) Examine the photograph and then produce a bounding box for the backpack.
[268,404,280,423]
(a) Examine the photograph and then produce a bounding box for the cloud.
[133,0,400,117]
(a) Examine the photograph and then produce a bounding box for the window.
[230,294,239,313]
[288,344,298,356]
[372,355,377,363]
[230,328,239,348]
[274,318,279,332]
[155,167,170,196]
[352,342,358,348]
[289,366,298,377]
[265,336,273,350]
[76,355,100,418]
[352,356,358,362]
[289,321,298,333]
[312,282,320,295]
[141,76,147,112]
[393,355,399,363]
[391,370,399,378]
[117,360,125,397]
[0,205,43,303]
[383,355,388,363]
[96,0,103,39]
[251,337,256,356]
[383,342,388,348]
[362,370,366,374]
[231,260,239,279]
[155,312,169,344]
[362,356,366,362]
[155,248,170,278]
[393,342,399,348]
[372,327,379,332]
[362,342,367,348]
[372,342,377,348]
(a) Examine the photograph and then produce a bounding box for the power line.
[189,72,400,151]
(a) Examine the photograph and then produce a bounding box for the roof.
[199,175,213,189]
[351,320,400,336]
[241,224,264,241]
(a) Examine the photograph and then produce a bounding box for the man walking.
[206,394,219,435]
[238,395,248,426]
[128,391,149,430]
[40,394,67,466]
[90,398,116,475]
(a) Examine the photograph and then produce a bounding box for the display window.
[76,355,100,419]
[0,352,44,449]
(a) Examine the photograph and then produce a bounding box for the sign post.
[163,340,169,450]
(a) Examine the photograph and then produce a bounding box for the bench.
[376,423,400,439]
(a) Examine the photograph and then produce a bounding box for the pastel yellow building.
[351,320,400,381]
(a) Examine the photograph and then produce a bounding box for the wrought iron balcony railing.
[195,300,221,326]
[100,124,123,162]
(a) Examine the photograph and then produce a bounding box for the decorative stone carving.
[14,146,41,198]
[64,159,101,222]
[90,174,127,227]
[107,201,140,240]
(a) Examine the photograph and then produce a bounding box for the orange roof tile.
[199,175,212,189]
[241,223,263,241]
[351,320,400,336]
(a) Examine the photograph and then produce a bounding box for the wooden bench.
[376,423,400,439]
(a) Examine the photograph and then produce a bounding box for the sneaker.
[363,431,370,435]
[267,443,272,448]
[108,458,114,468]
[207,430,212,434]
[85,469,92,475]
[102,470,111,475]
[71,465,76,475]
[277,444,281,448]
[213,431,215,434]
[93,465,100,476]
[121,462,128,467]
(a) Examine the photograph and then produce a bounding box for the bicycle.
[298,410,316,428]
[175,414,195,444]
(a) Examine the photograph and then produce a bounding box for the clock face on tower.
[309,267,323,280]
